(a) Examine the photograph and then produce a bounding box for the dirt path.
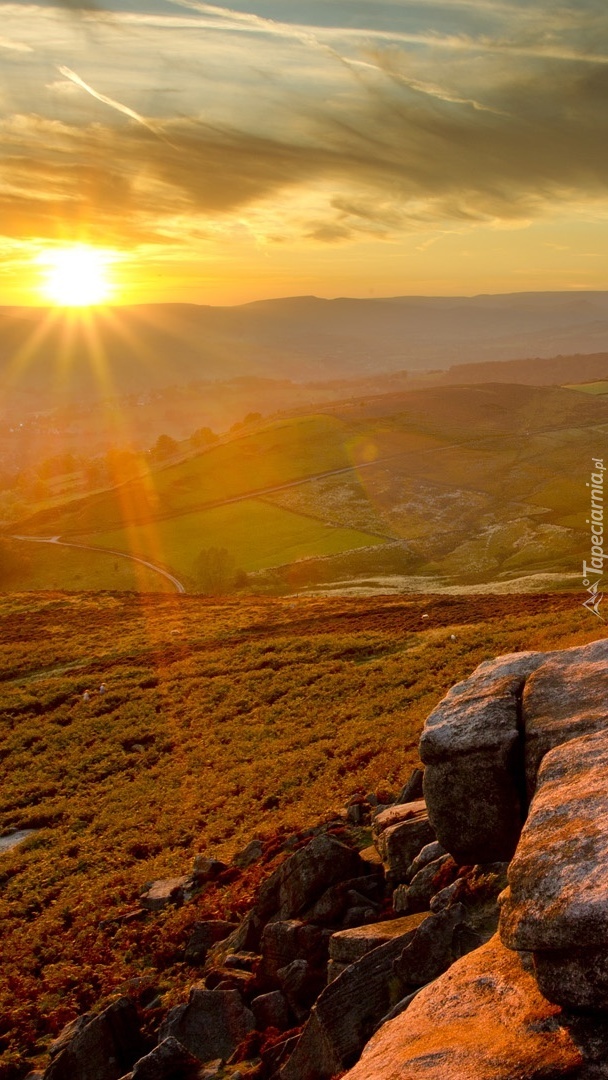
[11,534,186,594]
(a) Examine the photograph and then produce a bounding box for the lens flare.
[38,246,115,307]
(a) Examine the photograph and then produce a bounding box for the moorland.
[0,588,604,1078]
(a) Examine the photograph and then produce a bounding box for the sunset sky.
[2,0,608,305]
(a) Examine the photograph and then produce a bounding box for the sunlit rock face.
[420,639,608,863]
[342,935,585,1080]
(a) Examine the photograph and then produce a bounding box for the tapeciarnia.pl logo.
[582,458,606,620]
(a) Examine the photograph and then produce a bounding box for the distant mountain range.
[3,291,608,409]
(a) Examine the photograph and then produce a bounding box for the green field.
[1,540,174,593]
[563,381,608,395]
[87,499,388,579]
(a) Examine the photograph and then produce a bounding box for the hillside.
[7,382,608,594]
[0,589,603,1077]
[3,293,608,415]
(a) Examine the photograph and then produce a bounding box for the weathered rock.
[394,904,478,987]
[279,920,424,1080]
[184,921,239,965]
[44,998,142,1080]
[329,913,429,967]
[430,862,508,942]
[396,855,459,915]
[373,801,435,884]
[128,1037,201,1080]
[419,651,547,863]
[140,877,196,912]
[251,991,291,1032]
[302,872,383,926]
[277,834,364,920]
[500,727,608,1010]
[341,935,585,1080]
[501,727,608,953]
[394,768,424,806]
[276,959,325,1022]
[522,638,608,797]
[233,840,263,869]
[259,920,328,981]
[405,840,447,883]
[192,857,228,882]
[159,989,254,1063]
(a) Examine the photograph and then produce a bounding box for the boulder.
[279,919,424,1080]
[329,913,429,968]
[159,988,254,1063]
[419,651,547,862]
[44,998,142,1080]
[259,920,328,981]
[184,921,239,965]
[394,904,477,988]
[192,857,228,882]
[304,873,384,926]
[405,841,447,883]
[341,935,585,1080]
[393,768,424,805]
[372,801,435,884]
[140,877,196,912]
[277,834,364,920]
[276,959,325,1022]
[233,840,263,869]
[395,855,459,915]
[500,727,608,1010]
[522,638,608,798]
[128,1037,201,1079]
[251,991,291,1032]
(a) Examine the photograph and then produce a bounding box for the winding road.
[11,534,186,594]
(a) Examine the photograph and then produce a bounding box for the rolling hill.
[7,381,606,594]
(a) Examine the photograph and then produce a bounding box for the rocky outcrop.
[342,934,586,1080]
[159,988,254,1063]
[500,726,608,1010]
[45,999,143,1080]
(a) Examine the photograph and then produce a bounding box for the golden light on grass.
[37,245,116,307]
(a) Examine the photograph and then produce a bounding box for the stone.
[373,802,435,884]
[159,988,254,1063]
[405,840,447,882]
[304,874,384,926]
[397,855,459,915]
[259,920,328,981]
[522,637,608,797]
[184,921,239,964]
[233,841,263,869]
[501,727,608,953]
[419,651,547,863]
[394,768,424,805]
[129,1037,201,1079]
[192,857,228,882]
[276,960,325,1022]
[140,877,196,912]
[277,834,364,920]
[341,935,585,1080]
[251,991,291,1032]
[329,913,429,967]
[500,727,608,1010]
[44,998,142,1080]
[394,904,478,988]
[279,921,424,1080]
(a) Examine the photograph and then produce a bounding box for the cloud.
[2,1,608,253]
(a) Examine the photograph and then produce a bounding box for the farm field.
[0,589,604,1077]
[88,500,388,580]
[7,382,608,594]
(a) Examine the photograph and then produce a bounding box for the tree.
[152,434,178,459]
[190,426,218,449]
[193,547,235,594]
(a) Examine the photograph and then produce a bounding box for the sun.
[38,246,115,307]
